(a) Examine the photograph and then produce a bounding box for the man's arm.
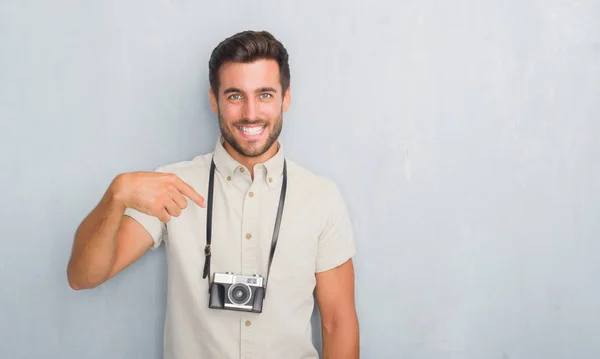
[315,258,360,359]
[66,175,154,290]
[67,171,205,290]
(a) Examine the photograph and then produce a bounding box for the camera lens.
[228,283,250,305]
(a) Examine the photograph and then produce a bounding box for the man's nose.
[241,98,258,120]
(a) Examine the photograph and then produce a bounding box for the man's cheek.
[221,108,240,120]
[261,106,279,118]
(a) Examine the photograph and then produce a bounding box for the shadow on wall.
[311,295,323,356]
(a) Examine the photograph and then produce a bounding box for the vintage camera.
[208,272,265,313]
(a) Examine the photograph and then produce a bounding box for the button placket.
[241,183,259,276]
[240,315,259,358]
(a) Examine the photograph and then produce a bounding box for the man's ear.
[282,86,291,112]
[209,88,218,114]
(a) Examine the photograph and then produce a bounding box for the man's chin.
[225,140,266,158]
[239,146,269,158]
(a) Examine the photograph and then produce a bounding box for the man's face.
[210,59,290,158]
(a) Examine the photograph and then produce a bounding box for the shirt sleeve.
[122,166,167,249]
[315,181,356,273]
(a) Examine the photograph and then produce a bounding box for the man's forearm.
[67,182,125,289]
[321,314,360,359]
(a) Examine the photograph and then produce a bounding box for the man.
[67,30,359,359]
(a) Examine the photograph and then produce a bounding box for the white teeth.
[239,126,265,136]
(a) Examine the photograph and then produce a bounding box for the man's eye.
[229,94,242,100]
[259,93,272,99]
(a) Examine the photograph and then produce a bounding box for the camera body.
[209,272,265,313]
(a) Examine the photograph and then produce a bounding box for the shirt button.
[245,233,252,240]
[245,320,251,327]
[227,176,231,181]
[249,192,254,198]
[268,178,273,183]
[240,168,245,173]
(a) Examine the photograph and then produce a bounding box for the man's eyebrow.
[257,87,277,93]
[222,87,278,95]
[223,87,242,94]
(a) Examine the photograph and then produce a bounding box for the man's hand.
[111,171,206,222]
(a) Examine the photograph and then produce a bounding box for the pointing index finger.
[174,177,206,208]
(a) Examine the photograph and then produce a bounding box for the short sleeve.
[122,166,167,249]
[123,207,166,249]
[315,181,356,273]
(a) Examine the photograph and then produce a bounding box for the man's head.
[208,30,291,160]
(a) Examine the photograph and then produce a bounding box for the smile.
[237,125,265,138]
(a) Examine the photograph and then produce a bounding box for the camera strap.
[202,156,288,298]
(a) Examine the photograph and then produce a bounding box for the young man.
[67,30,359,359]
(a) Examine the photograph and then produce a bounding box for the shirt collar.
[212,136,286,188]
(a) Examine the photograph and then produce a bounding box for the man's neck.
[223,140,280,179]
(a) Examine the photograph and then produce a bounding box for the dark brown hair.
[208,30,291,99]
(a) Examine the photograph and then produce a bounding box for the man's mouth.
[237,125,266,138]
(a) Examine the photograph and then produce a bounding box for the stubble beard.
[218,111,283,158]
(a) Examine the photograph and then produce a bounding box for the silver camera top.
[213,272,264,287]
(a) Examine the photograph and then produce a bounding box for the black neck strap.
[202,158,288,298]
